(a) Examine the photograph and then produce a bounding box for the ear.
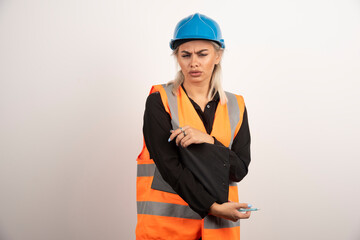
[214,51,223,64]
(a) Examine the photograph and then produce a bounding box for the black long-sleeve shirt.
[143,86,251,218]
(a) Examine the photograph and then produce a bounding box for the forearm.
[149,145,216,217]
[212,138,250,182]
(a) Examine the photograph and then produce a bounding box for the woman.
[136,13,252,240]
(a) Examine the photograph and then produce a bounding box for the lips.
[189,71,202,77]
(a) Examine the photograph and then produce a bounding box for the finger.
[183,126,192,137]
[239,211,251,219]
[180,135,193,148]
[175,132,186,146]
[169,128,184,141]
[234,211,250,220]
[177,126,193,145]
[235,203,251,209]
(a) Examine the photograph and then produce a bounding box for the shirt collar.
[180,84,220,103]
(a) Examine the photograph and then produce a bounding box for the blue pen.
[238,208,260,212]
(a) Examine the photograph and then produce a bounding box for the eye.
[199,53,208,57]
[181,54,190,58]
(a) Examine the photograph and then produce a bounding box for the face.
[177,40,222,85]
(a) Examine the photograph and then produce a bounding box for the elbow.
[229,167,248,182]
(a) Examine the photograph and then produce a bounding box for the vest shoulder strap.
[225,92,245,148]
[149,84,171,117]
[150,83,180,129]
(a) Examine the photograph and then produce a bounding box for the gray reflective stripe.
[162,84,179,129]
[137,201,202,220]
[229,181,237,187]
[137,163,155,177]
[225,92,240,149]
[137,163,176,193]
[204,215,240,229]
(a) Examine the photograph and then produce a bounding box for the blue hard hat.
[170,13,225,50]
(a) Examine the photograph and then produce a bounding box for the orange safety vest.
[136,84,245,240]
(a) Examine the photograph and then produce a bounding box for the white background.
[0,0,359,239]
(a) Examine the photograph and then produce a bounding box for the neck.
[183,80,209,101]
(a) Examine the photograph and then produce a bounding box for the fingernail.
[247,204,252,208]
[168,138,171,142]
[170,130,174,133]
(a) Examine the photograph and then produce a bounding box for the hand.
[169,126,214,148]
[209,202,251,222]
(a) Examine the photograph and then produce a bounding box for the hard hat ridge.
[170,13,225,50]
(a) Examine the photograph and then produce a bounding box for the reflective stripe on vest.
[204,215,240,229]
[225,91,240,149]
[137,201,202,220]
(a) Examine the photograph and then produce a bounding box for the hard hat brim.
[170,38,225,50]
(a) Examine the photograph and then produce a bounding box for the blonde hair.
[167,41,228,104]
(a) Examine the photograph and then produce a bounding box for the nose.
[190,55,199,68]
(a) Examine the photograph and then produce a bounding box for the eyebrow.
[181,49,209,54]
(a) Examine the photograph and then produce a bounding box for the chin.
[187,76,206,83]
